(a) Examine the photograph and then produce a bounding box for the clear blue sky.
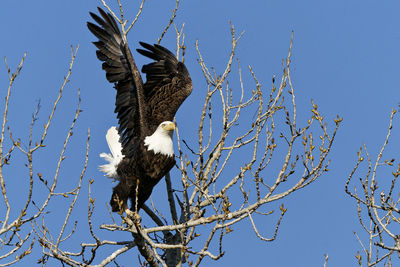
[1,0,400,266]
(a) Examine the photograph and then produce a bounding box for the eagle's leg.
[110,181,130,212]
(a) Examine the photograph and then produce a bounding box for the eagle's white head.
[144,121,175,157]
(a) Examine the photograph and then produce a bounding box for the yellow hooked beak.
[162,122,175,131]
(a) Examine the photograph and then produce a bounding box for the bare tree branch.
[346,108,399,266]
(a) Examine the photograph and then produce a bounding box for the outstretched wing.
[87,8,147,157]
[137,42,192,131]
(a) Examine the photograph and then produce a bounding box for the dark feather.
[137,42,192,130]
[87,7,145,157]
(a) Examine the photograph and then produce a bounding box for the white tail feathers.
[99,126,124,180]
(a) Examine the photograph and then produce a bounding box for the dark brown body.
[110,147,176,212]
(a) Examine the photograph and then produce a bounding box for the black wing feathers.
[137,42,192,128]
[88,8,192,157]
[91,8,121,37]
[87,8,143,157]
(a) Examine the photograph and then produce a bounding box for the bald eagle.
[87,8,192,212]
